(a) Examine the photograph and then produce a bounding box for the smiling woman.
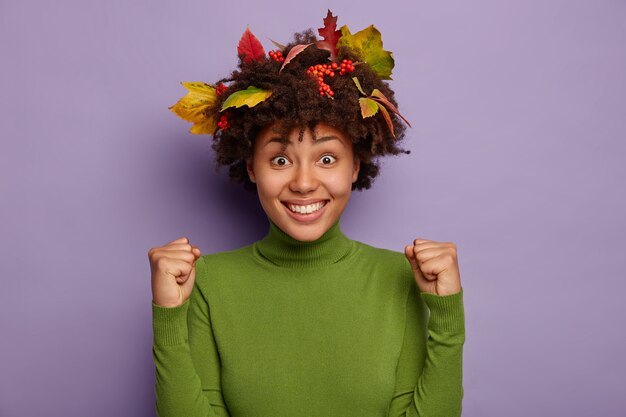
[149,10,466,417]
[247,122,360,242]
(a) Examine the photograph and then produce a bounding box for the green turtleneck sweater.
[152,219,465,417]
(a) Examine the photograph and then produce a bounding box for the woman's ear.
[352,157,360,183]
[246,158,256,183]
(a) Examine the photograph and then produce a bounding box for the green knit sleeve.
[152,256,231,417]
[387,272,466,417]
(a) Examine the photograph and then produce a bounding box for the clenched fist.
[404,238,462,296]
[148,237,202,308]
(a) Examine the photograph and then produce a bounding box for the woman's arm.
[152,256,230,417]
[387,279,465,417]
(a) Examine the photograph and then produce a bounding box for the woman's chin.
[276,215,334,242]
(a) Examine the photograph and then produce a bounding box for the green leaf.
[220,86,273,111]
[359,97,379,118]
[336,24,394,80]
[352,77,366,96]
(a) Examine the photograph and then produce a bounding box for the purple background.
[1,0,625,416]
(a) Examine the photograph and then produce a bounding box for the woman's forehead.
[259,121,349,143]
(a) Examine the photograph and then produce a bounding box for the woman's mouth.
[281,200,329,222]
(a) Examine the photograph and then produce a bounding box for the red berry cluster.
[305,59,355,98]
[215,83,228,96]
[268,50,285,63]
[338,59,355,75]
[217,111,230,131]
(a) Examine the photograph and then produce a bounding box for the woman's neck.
[254,218,354,268]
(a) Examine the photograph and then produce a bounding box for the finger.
[405,245,426,278]
[413,246,447,265]
[412,240,442,251]
[414,239,456,253]
[413,238,434,245]
[166,236,189,245]
[154,250,197,264]
[419,256,448,280]
[161,243,193,251]
[160,258,193,279]
[406,245,431,288]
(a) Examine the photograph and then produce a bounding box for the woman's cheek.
[324,171,353,196]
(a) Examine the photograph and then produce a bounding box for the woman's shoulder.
[193,244,256,293]
[198,243,255,268]
[350,239,414,277]
[352,238,407,262]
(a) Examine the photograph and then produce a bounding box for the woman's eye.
[319,154,337,165]
[271,156,290,166]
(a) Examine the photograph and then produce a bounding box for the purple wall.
[1,0,625,416]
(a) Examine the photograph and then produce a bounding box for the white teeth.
[287,201,326,214]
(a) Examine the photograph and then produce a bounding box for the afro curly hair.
[209,28,411,193]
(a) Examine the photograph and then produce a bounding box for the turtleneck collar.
[254,218,354,269]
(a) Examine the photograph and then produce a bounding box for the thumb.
[179,248,202,301]
[404,244,419,271]
[404,244,429,288]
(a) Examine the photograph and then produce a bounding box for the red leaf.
[317,9,341,61]
[279,43,313,73]
[237,27,266,64]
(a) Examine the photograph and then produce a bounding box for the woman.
[149,11,465,417]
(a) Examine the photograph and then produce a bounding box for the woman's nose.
[289,164,318,193]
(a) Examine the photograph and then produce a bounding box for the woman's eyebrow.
[314,135,341,144]
[263,135,341,147]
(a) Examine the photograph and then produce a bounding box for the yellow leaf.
[359,97,379,118]
[221,86,273,111]
[169,82,219,135]
[189,114,219,135]
[352,77,366,96]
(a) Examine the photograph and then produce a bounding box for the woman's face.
[246,121,360,242]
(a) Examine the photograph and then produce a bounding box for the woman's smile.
[281,199,330,223]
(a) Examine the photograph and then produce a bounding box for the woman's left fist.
[404,238,462,296]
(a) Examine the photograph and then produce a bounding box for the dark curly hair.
[209,29,411,193]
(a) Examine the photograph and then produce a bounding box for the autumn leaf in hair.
[316,9,342,61]
[278,9,342,73]
[237,27,266,64]
[169,82,220,135]
[352,77,411,138]
[338,25,394,79]
[220,86,273,111]
[279,43,313,74]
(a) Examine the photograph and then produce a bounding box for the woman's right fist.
[148,237,202,308]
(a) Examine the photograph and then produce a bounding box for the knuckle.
[155,256,168,269]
